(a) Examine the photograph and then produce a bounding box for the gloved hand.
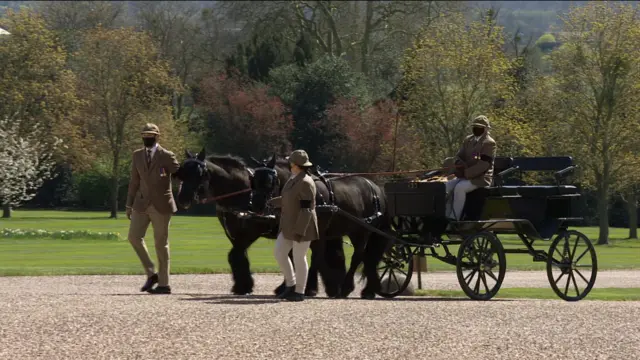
[455,168,466,179]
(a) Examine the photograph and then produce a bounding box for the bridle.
[180,157,212,203]
[250,166,282,215]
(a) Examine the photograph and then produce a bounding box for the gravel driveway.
[0,271,638,360]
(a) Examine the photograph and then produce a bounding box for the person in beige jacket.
[267,149,320,302]
[445,115,497,220]
[126,123,180,294]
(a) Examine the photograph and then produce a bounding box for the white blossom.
[0,117,61,208]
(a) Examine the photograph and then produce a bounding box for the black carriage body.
[385,181,447,218]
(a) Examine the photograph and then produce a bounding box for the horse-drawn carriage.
[372,156,598,301]
[177,149,597,302]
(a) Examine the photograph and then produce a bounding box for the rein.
[320,164,465,181]
[197,188,252,204]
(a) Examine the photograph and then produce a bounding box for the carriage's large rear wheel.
[546,230,597,301]
[456,232,506,300]
[375,243,414,298]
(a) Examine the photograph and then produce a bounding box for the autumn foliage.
[323,97,400,172]
[198,71,293,159]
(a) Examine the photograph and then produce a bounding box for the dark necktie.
[146,149,152,165]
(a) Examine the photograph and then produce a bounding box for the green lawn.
[0,209,638,276]
[415,287,640,301]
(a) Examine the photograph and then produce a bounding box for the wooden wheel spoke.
[570,271,580,297]
[553,245,565,260]
[464,269,477,283]
[554,270,566,286]
[574,247,590,263]
[575,268,589,285]
[391,270,400,288]
[379,267,390,283]
[486,268,498,282]
[563,270,571,296]
[570,236,580,259]
[480,272,490,294]
[474,273,481,294]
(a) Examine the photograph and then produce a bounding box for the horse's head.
[250,153,289,213]
[176,148,209,210]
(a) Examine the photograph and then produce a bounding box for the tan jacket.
[455,133,497,187]
[268,172,319,242]
[126,145,180,214]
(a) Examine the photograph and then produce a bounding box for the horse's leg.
[360,231,390,299]
[319,236,346,298]
[228,235,259,295]
[340,232,369,298]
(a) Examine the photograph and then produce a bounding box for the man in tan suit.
[267,149,320,301]
[445,115,497,220]
[126,123,180,294]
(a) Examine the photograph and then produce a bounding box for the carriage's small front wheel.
[375,243,414,298]
[456,232,506,300]
[546,230,597,301]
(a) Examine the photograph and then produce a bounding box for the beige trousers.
[274,232,311,294]
[128,205,172,287]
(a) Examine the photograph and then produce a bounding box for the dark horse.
[250,154,392,299]
[175,149,345,297]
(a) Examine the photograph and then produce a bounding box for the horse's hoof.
[340,286,355,298]
[304,289,317,297]
[232,285,253,296]
[360,291,376,300]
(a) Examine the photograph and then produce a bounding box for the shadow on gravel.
[371,296,516,302]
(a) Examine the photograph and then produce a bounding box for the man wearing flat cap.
[445,115,497,220]
[126,123,180,294]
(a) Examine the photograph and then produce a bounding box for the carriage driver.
[444,115,497,220]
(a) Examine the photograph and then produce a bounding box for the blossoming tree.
[0,117,60,218]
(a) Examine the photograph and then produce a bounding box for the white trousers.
[274,232,311,294]
[445,178,479,220]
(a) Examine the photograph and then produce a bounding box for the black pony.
[250,154,392,299]
[175,149,343,297]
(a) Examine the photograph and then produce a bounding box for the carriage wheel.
[456,232,506,300]
[546,230,597,301]
[375,243,414,298]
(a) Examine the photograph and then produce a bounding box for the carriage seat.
[515,185,578,197]
[509,156,578,197]
[486,157,519,196]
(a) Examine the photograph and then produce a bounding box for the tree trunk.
[2,204,10,218]
[627,191,638,239]
[110,156,120,219]
[597,185,609,245]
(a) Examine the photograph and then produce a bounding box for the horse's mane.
[206,153,251,182]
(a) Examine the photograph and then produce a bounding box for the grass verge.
[0,209,638,276]
[414,287,640,301]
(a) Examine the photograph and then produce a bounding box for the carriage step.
[533,252,547,262]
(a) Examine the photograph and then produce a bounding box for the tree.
[132,1,205,121]
[75,26,180,218]
[197,70,293,159]
[545,2,640,244]
[399,12,519,167]
[323,97,396,171]
[36,1,126,54]
[0,8,86,163]
[268,54,371,167]
[0,117,60,218]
